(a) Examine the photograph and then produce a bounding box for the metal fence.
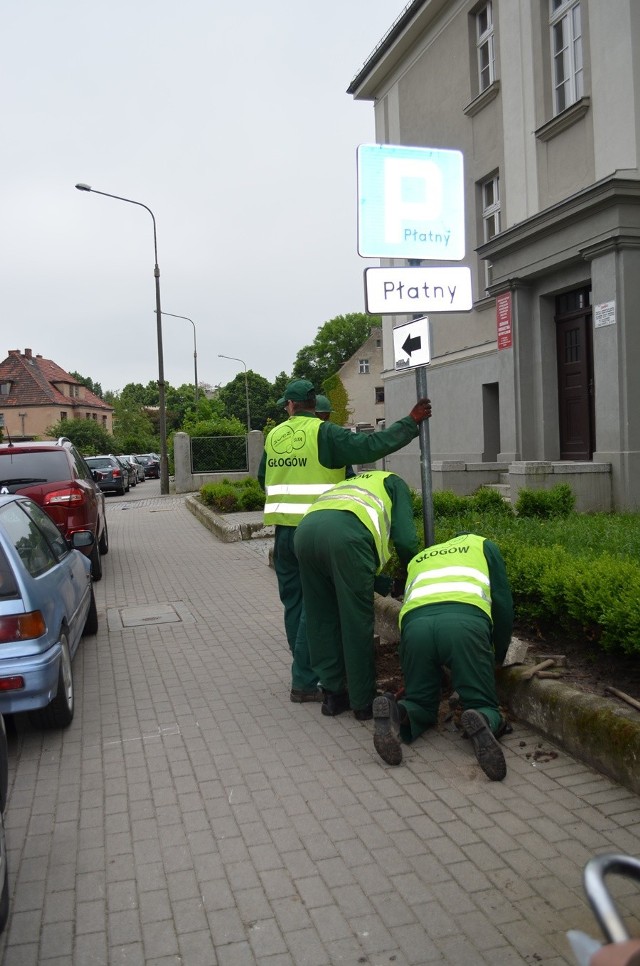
[190,436,248,474]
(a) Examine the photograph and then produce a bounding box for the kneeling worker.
[373,532,513,780]
[294,470,421,720]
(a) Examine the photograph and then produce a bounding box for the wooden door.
[555,289,594,460]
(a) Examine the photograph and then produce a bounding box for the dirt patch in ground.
[374,619,640,710]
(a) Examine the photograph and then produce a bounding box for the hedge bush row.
[200,477,265,512]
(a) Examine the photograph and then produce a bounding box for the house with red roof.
[0,348,113,440]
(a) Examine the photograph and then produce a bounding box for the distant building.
[337,326,385,430]
[0,348,113,439]
[348,0,640,510]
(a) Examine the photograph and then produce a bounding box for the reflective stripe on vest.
[399,534,492,625]
[304,472,393,572]
[263,416,344,526]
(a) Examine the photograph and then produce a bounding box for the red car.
[0,438,108,579]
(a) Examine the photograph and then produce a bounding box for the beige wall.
[0,404,113,440]
[338,327,385,428]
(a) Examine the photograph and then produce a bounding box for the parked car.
[136,454,160,479]
[0,439,108,580]
[0,712,8,934]
[85,455,130,495]
[0,494,97,728]
[121,455,145,483]
[116,456,137,488]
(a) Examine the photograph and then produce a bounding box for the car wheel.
[90,541,102,581]
[82,586,99,636]
[30,631,74,729]
[98,518,109,555]
[131,476,137,487]
[0,814,8,935]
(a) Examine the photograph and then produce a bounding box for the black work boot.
[461,709,507,781]
[321,691,350,716]
[373,694,403,765]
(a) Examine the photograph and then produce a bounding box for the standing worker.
[294,470,421,720]
[372,532,513,780]
[258,379,431,705]
[314,395,334,422]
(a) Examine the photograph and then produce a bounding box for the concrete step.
[483,482,511,500]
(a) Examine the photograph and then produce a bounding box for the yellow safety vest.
[399,534,492,626]
[263,415,344,527]
[304,471,393,573]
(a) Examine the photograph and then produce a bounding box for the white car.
[122,455,146,483]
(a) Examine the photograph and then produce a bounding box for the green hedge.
[200,477,265,513]
[397,484,640,656]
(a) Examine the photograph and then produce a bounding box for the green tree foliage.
[217,371,290,431]
[109,394,158,454]
[46,418,114,455]
[292,312,381,389]
[321,374,351,425]
[69,371,103,399]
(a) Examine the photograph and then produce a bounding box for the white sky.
[1,1,405,395]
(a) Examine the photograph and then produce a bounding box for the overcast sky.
[1,1,405,395]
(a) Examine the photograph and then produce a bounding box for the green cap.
[277,379,316,407]
[315,394,333,413]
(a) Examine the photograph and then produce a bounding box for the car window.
[86,457,113,469]
[0,543,19,599]
[69,446,92,482]
[21,501,71,559]
[0,450,70,487]
[0,501,62,577]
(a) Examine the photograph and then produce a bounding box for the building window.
[476,2,495,92]
[60,411,68,421]
[0,382,11,396]
[375,338,381,348]
[550,0,583,115]
[359,359,370,374]
[375,387,385,404]
[85,413,91,420]
[102,415,107,426]
[92,413,97,421]
[481,174,500,292]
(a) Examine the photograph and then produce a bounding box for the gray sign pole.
[415,364,435,547]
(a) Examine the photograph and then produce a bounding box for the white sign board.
[357,143,465,260]
[595,300,616,327]
[392,317,431,370]
[365,266,472,314]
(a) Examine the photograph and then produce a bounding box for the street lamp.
[218,354,250,431]
[157,311,199,407]
[75,182,170,495]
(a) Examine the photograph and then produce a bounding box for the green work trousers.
[294,510,377,712]
[399,603,502,742]
[273,526,319,692]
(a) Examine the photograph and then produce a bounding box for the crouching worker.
[373,532,514,781]
[294,470,421,721]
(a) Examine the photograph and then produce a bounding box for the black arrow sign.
[402,333,422,356]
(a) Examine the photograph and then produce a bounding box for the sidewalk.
[2,493,640,965]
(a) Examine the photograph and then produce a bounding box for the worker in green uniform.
[258,379,431,705]
[372,532,514,780]
[294,470,421,719]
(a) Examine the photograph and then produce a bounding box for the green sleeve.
[257,450,266,489]
[317,416,419,468]
[483,539,514,664]
[385,475,420,568]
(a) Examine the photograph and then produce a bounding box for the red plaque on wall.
[496,292,512,350]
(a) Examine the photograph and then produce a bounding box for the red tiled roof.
[0,349,113,412]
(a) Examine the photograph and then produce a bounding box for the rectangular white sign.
[357,144,465,260]
[364,266,472,314]
[594,300,616,328]
[392,317,431,370]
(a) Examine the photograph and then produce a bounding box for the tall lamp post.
[75,183,170,495]
[157,311,199,407]
[218,354,250,431]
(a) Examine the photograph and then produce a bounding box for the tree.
[292,313,381,389]
[217,371,291,431]
[109,395,158,454]
[70,371,103,399]
[47,418,114,455]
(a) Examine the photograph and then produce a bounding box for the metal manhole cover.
[107,602,196,630]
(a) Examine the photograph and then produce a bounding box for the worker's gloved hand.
[409,398,432,423]
[374,574,393,597]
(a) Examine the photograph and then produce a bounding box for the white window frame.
[481,174,500,293]
[549,0,583,115]
[358,359,370,374]
[476,2,495,93]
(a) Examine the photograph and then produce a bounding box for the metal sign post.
[392,317,435,547]
[415,363,435,547]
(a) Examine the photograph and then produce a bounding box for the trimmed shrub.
[515,482,576,518]
[200,477,265,513]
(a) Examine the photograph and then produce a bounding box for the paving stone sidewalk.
[1,493,639,965]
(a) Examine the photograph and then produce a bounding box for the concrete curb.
[185,497,640,795]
